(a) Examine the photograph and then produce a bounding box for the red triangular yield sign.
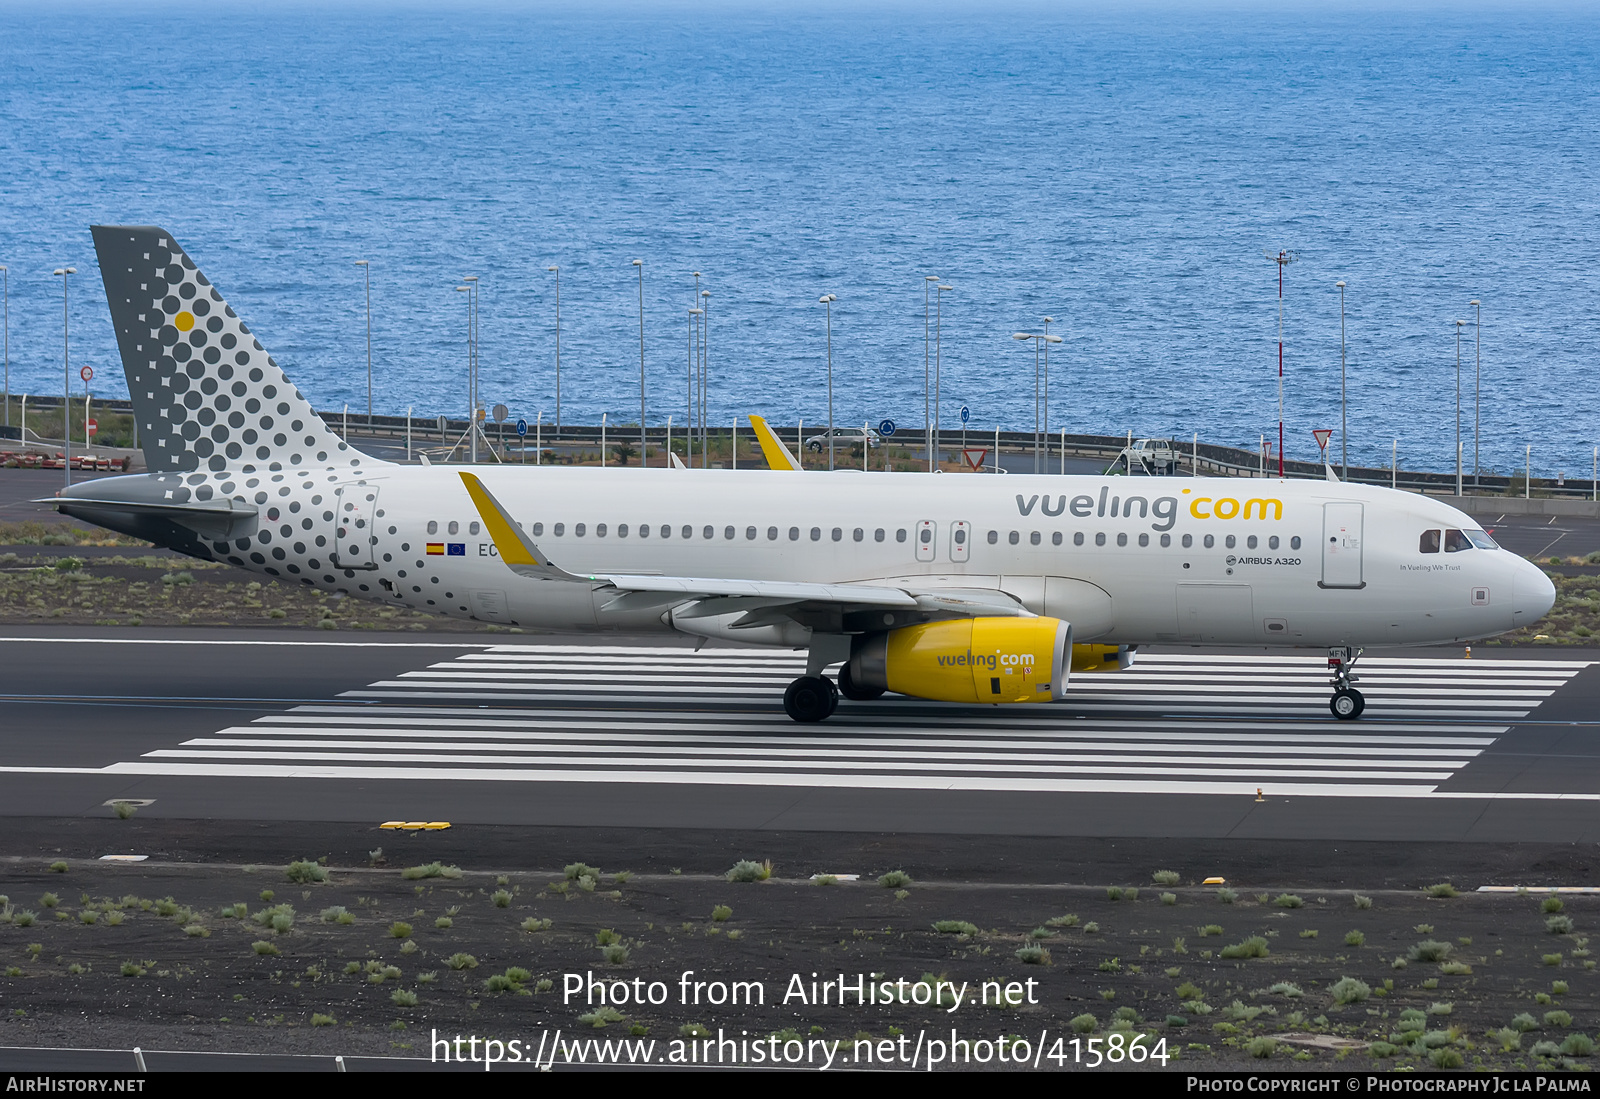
[1312,429,1333,449]
[962,448,989,472]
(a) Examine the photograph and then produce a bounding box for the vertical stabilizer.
[91,225,375,474]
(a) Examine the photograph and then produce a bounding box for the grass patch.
[320,906,353,925]
[1424,882,1459,898]
[1152,870,1180,886]
[446,953,479,970]
[491,890,512,908]
[933,920,979,936]
[1045,914,1080,928]
[392,990,418,1007]
[1329,977,1371,1005]
[251,941,279,956]
[602,944,631,965]
[710,906,732,923]
[1272,893,1304,909]
[878,870,912,889]
[1199,924,1223,937]
[1546,915,1574,935]
[1345,930,1365,946]
[520,917,553,932]
[1216,888,1237,904]
[311,1014,336,1027]
[1409,940,1453,962]
[579,1006,626,1028]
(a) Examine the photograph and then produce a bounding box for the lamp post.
[1042,315,1054,471]
[924,275,939,471]
[687,306,701,468]
[934,283,952,471]
[1455,319,1465,497]
[1013,331,1062,472]
[455,284,475,462]
[633,259,645,463]
[700,289,710,467]
[546,266,561,434]
[354,260,371,424]
[819,294,837,470]
[54,267,75,486]
[1470,299,1481,490]
[1267,250,1297,477]
[1,264,8,429]
[1336,280,1347,479]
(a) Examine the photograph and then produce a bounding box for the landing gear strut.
[1328,646,1365,720]
[784,675,838,723]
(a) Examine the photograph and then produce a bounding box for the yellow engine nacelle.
[848,617,1073,704]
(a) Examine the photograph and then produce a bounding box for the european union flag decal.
[447,543,466,556]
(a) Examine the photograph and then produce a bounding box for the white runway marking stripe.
[110,647,1589,797]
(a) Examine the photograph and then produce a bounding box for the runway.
[1,630,1597,841]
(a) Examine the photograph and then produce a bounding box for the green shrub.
[1560,1034,1594,1057]
[435,917,452,930]
[311,1014,336,1027]
[285,861,327,884]
[391,990,418,1007]
[1219,936,1269,959]
[1069,1014,1097,1034]
[1510,1013,1538,1032]
[710,906,732,923]
[1330,977,1371,1005]
[1353,894,1372,909]
[727,860,773,882]
[1045,914,1079,928]
[1429,1047,1463,1069]
[878,870,911,889]
[485,974,516,992]
[1440,962,1472,975]
[1545,1010,1573,1028]
[1424,883,1459,898]
[446,953,478,970]
[602,944,631,965]
[1246,1037,1278,1059]
[1544,953,1564,966]
[1272,894,1303,909]
[1152,870,1180,886]
[389,922,413,940]
[319,906,352,924]
[1016,945,1051,965]
[1369,1041,1400,1058]
[1427,1002,1453,1016]
[491,890,512,908]
[1543,896,1565,914]
[1199,924,1223,937]
[1409,940,1452,962]
[119,961,144,977]
[401,862,462,880]
[1160,893,1178,906]
[933,920,979,936]
[564,863,599,880]
[1490,1027,1522,1053]
[1546,915,1574,935]
[40,894,58,909]
[1175,982,1202,1000]
[1269,982,1303,998]
[579,1006,625,1028]
[48,862,68,874]
[520,917,552,932]
[1531,1040,1562,1060]
[1216,888,1238,904]
[1345,930,1365,947]
[251,941,279,956]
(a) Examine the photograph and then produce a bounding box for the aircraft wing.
[459,472,1029,618]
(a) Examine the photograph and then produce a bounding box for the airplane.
[54,225,1556,723]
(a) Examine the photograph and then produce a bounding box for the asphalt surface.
[0,628,1595,843]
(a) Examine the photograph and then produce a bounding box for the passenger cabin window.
[746,526,757,540]
[1203,534,1214,548]
[874,528,885,542]
[1420,529,1441,554]
[596,523,607,537]
[1008,531,1019,545]
[469,521,480,536]
[988,530,999,545]
[724,526,735,540]
[1095,532,1106,546]
[531,522,544,536]
[768,527,779,540]
[1268,535,1279,550]
[789,527,800,541]
[574,523,586,537]
[1444,529,1473,553]
[618,524,629,537]
[427,520,438,535]
[1181,534,1192,548]
[1030,531,1040,546]
[1074,532,1085,546]
[703,526,714,539]
[1224,534,1236,549]
[553,523,565,537]
[896,529,907,543]
[448,521,459,536]
[1290,536,1301,550]
[1052,532,1062,546]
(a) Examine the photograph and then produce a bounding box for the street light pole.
[1336,281,1347,480]
[455,285,474,463]
[633,259,645,464]
[1042,315,1054,473]
[1013,330,1062,471]
[1470,299,1481,490]
[687,306,701,468]
[1455,319,1465,497]
[700,290,710,467]
[935,284,952,471]
[820,294,837,470]
[924,275,938,472]
[1268,250,1297,478]
[355,260,371,424]
[54,267,76,486]
[546,266,561,435]
[1,265,8,429]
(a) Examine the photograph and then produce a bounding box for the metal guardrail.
[14,396,1597,501]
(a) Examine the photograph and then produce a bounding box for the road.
[1,628,1595,842]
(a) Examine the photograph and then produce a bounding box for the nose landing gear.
[1328,646,1365,720]
[784,675,839,722]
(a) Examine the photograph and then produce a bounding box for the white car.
[1114,438,1179,475]
[805,427,882,452]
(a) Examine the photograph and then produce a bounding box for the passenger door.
[949,520,970,563]
[330,483,380,570]
[915,520,937,563]
[1321,502,1364,589]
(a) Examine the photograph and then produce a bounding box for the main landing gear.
[1328,646,1365,720]
[784,675,838,723]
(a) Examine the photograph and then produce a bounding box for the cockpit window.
[1444,529,1473,553]
[1420,529,1441,554]
[1466,529,1499,550]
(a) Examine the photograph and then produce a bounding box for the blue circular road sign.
[515,418,528,437]
[960,404,971,424]
[878,419,896,437]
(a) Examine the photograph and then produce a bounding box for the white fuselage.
[202,465,1550,649]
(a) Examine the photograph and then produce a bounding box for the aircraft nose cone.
[1513,559,1557,627]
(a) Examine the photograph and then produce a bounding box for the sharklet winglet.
[457,471,589,583]
[749,415,803,472]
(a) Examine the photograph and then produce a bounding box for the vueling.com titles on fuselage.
[1015,488,1283,532]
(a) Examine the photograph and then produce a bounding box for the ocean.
[0,1,1596,477]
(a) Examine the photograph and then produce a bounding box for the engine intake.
[848,617,1073,704]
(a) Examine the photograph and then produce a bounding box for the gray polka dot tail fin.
[90,225,383,475]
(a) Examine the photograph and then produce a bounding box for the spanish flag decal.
[426,543,444,555]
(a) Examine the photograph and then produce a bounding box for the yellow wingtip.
[458,471,539,567]
[748,414,802,472]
